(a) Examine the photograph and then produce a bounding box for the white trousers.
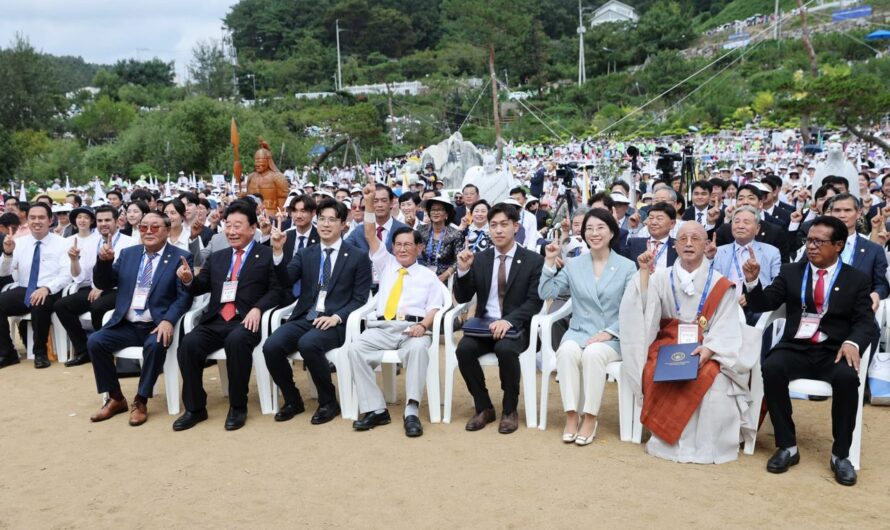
[556,341,620,416]
[347,321,431,414]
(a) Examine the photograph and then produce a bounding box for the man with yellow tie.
[347,184,445,437]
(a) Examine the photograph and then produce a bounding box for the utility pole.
[577,0,587,85]
[489,43,503,163]
[335,19,343,91]
[796,0,819,144]
[773,0,781,40]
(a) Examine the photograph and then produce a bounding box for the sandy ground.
[1,347,888,529]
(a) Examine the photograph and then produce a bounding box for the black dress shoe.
[172,409,208,431]
[766,448,800,474]
[224,407,248,431]
[352,409,391,431]
[404,415,423,437]
[33,355,50,369]
[808,395,829,402]
[64,352,90,367]
[311,402,341,425]
[831,457,857,486]
[0,355,20,369]
[274,400,306,422]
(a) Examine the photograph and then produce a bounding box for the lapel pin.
[834,287,840,291]
[163,260,168,264]
[516,259,522,264]
[255,254,259,258]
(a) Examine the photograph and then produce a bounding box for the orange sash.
[640,276,732,445]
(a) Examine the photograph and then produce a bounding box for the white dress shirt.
[292,226,313,257]
[169,229,190,251]
[71,231,138,287]
[0,232,71,294]
[648,235,670,271]
[370,246,444,318]
[126,244,167,323]
[319,239,342,279]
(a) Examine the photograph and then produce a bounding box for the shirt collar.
[321,238,342,254]
[497,242,518,260]
[295,226,312,238]
[811,257,840,276]
[846,233,858,245]
[146,243,167,257]
[379,217,394,231]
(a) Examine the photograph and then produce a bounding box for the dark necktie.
[497,254,507,314]
[696,212,703,224]
[298,235,306,251]
[376,226,384,241]
[292,235,307,297]
[307,248,335,320]
[24,241,41,307]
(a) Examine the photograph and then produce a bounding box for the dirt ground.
[1,350,888,529]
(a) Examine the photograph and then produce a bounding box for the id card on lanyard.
[670,266,713,344]
[794,264,841,340]
[316,248,331,313]
[221,241,254,303]
[426,229,445,273]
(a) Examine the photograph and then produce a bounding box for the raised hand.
[176,256,193,284]
[68,238,81,261]
[2,235,15,256]
[628,212,641,229]
[741,245,760,283]
[190,218,203,239]
[544,241,560,266]
[705,232,718,260]
[270,225,286,253]
[97,233,115,261]
[707,204,721,225]
[637,248,654,271]
[258,214,272,236]
[457,244,475,272]
[275,207,286,227]
[790,209,803,223]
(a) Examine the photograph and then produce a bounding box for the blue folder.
[653,343,700,382]
[462,317,521,339]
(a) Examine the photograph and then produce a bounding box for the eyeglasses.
[138,224,163,234]
[316,216,340,225]
[805,237,833,248]
[393,243,416,249]
[676,235,705,243]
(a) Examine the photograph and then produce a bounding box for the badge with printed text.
[132,287,150,310]
[794,313,821,340]
[678,323,698,345]
[316,290,327,313]
[221,281,238,303]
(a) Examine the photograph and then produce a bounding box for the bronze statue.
[246,139,289,214]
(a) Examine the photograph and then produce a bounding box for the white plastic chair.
[748,306,871,470]
[263,294,376,421]
[3,282,71,363]
[536,299,640,441]
[442,298,545,428]
[98,296,205,416]
[347,281,453,423]
[173,295,275,415]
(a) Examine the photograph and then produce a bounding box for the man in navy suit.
[623,202,677,272]
[173,200,286,432]
[265,198,372,425]
[87,211,194,426]
[825,193,889,311]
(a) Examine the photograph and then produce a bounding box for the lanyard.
[96,232,121,254]
[841,236,857,265]
[650,239,668,265]
[227,241,254,281]
[730,243,748,281]
[669,265,714,321]
[801,263,841,315]
[426,228,445,265]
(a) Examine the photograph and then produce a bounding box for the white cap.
[610,192,630,204]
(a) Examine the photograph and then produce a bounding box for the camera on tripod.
[555,164,576,188]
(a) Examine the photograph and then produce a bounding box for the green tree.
[70,96,137,143]
[637,0,697,55]
[111,58,175,87]
[189,39,236,99]
[91,68,123,99]
[0,34,64,131]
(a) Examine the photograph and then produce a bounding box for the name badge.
[677,323,698,345]
[221,281,238,303]
[794,313,821,340]
[316,289,327,313]
[132,287,150,310]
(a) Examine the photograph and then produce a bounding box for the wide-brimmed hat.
[69,206,95,224]
[421,195,455,218]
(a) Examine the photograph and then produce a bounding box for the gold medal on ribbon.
[698,315,708,328]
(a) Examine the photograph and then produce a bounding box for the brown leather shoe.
[465,408,496,431]
[90,397,128,422]
[498,411,519,434]
[129,401,148,426]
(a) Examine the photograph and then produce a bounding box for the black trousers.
[262,317,344,407]
[456,333,528,414]
[177,316,261,411]
[52,287,118,356]
[0,286,60,359]
[762,346,860,459]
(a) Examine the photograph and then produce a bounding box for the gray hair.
[731,205,761,224]
[571,206,590,221]
[654,188,678,203]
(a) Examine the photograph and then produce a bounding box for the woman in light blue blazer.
[538,208,636,445]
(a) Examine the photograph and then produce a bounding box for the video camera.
[653,145,694,181]
[555,163,576,188]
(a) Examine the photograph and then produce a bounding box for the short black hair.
[290,195,316,212]
[94,205,119,220]
[649,201,677,220]
[164,198,186,217]
[509,186,527,198]
[224,200,258,226]
[0,212,20,227]
[762,175,783,191]
[317,198,347,222]
[582,207,622,251]
[708,178,727,191]
[471,199,491,214]
[611,181,630,194]
[588,191,614,209]
[825,192,861,212]
[811,215,848,243]
[127,200,150,216]
[66,193,83,206]
[814,183,839,202]
[392,226,422,245]
[488,203,520,223]
[691,180,713,194]
[375,183,395,201]
[28,202,52,218]
[130,189,152,203]
[106,190,123,202]
[178,192,199,206]
[144,210,172,228]
[398,192,420,206]
[736,184,763,200]
[823,175,850,190]
[197,198,212,211]
[462,184,479,195]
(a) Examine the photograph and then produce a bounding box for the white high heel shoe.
[574,420,598,446]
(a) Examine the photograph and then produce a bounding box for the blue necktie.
[306,248,334,320]
[292,236,306,297]
[135,252,156,315]
[24,241,41,307]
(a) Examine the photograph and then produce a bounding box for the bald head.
[674,221,708,271]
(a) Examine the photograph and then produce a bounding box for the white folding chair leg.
[426,349,441,423]
[26,322,34,360]
[217,360,229,397]
[519,349,537,428]
[333,354,358,421]
[50,316,69,363]
[163,351,180,415]
[443,354,457,424]
[383,363,398,403]
[850,398,864,470]
[253,350,274,415]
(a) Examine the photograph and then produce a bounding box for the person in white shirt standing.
[53,205,137,367]
[0,203,72,369]
[347,184,444,437]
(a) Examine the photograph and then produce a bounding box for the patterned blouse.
[417,224,465,277]
[464,225,492,253]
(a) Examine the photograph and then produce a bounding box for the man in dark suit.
[277,195,319,304]
[760,176,792,230]
[344,183,407,254]
[454,203,544,434]
[264,198,372,425]
[716,184,790,262]
[681,180,724,230]
[87,211,194,426]
[623,202,677,271]
[743,216,877,486]
[173,200,285,431]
